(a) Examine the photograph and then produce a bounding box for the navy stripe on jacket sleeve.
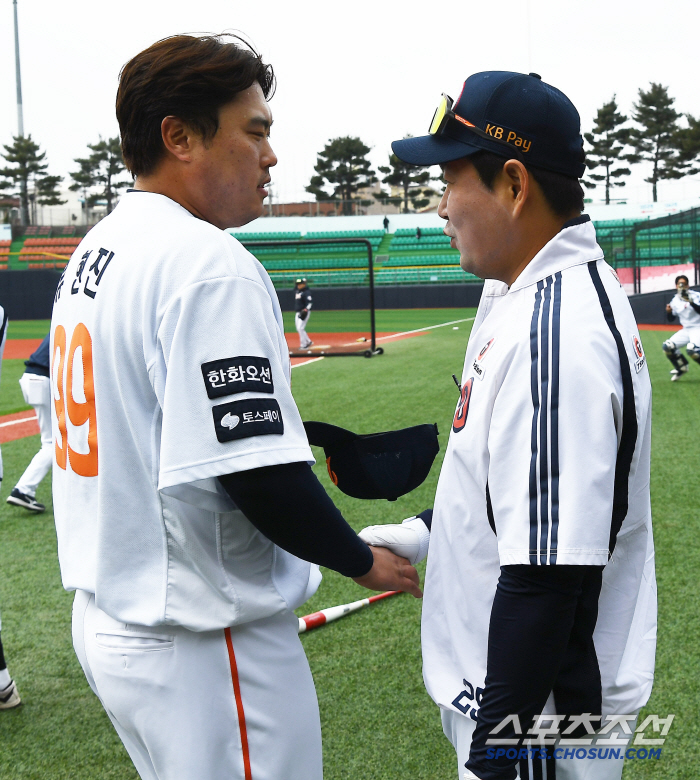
[528,273,562,565]
[587,261,637,554]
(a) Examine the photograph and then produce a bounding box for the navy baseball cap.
[392,71,586,179]
[303,421,439,501]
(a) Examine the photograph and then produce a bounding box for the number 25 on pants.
[52,323,98,477]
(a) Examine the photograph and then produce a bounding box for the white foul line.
[291,356,325,369]
[374,316,476,342]
[341,317,476,347]
[0,413,37,429]
[295,316,477,357]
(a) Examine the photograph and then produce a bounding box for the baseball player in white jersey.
[7,334,52,512]
[294,277,313,348]
[0,304,6,489]
[0,609,21,709]
[0,303,21,710]
[662,274,700,380]
[51,34,419,780]
[362,72,656,780]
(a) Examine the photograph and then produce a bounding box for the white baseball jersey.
[51,191,320,631]
[668,289,700,329]
[0,305,6,483]
[422,218,656,722]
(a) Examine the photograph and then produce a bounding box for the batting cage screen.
[241,238,383,358]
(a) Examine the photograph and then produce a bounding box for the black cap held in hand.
[303,421,440,501]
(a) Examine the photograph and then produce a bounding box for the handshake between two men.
[354,509,432,597]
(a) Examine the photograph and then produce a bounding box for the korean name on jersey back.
[201,356,274,399]
[55,247,115,304]
[213,398,283,442]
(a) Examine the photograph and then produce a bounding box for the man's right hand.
[352,545,422,598]
[666,304,672,312]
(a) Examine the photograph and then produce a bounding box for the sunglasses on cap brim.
[429,93,525,161]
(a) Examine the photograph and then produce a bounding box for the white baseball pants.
[442,704,635,780]
[16,373,53,497]
[294,312,312,348]
[667,326,700,349]
[72,590,322,780]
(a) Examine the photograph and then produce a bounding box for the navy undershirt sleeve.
[465,564,604,780]
[690,300,700,315]
[417,508,433,531]
[218,462,374,578]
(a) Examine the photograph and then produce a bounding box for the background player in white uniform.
[363,73,655,780]
[0,609,20,709]
[7,333,51,512]
[0,303,21,710]
[663,274,700,380]
[0,304,6,491]
[51,34,419,780]
[294,277,313,348]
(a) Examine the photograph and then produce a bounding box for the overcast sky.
[1,0,699,205]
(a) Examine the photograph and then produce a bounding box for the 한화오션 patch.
[201,356,274,399]
[212,398,284,443]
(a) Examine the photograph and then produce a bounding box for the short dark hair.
[675,275,689,285]
[469,151,584,218]
[117,34,275,177]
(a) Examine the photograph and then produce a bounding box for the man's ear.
[498,159,529,217]
[160,116,200,163]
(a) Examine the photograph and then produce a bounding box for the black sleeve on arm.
[417,508,433,531]
[218,462,374,578]
[666,310,677,322]
[690,300,700,315]
[465,564,604,780]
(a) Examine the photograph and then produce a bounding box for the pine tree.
[675,113,700,172]
[0,135,64,225]
[306,137,376,216]
[69,136,130,216]
[68,158,95,223]
[583,97,632,205]
[377,141,434,212]
[628,84,685,202]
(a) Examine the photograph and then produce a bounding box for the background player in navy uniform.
[663,274,700,381]
[7,334,51,512]
[294,277,313,348]
[364,73,655,780]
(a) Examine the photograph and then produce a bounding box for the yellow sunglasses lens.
[429,95,449,135]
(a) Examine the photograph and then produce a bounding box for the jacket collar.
[509,215,602,292]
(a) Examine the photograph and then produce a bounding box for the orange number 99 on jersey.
[52,323,99,477]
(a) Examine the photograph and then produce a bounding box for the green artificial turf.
[0,313,697,779]
[0,360,32,416]
[283,307,474,334]
[5,321,51,340]
[4,311,474,339]
[621,329,700,778]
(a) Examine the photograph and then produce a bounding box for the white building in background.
[7,186,127,228]
[27,182,700,230]
[33,187,99,227]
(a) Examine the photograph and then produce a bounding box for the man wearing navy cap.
[377,73,656,779]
